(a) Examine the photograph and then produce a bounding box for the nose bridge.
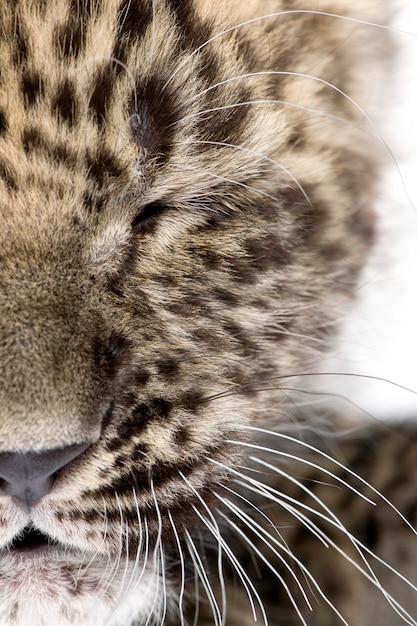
[0,293,105,453]
[0,226,107,452]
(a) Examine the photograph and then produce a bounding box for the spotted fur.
[1,1,415,625]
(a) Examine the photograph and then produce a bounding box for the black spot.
[131,443,149,462]
[122,392,137,408]
[129,74,184,164]
[21,71,45,107]
[52,142,77,166]
[196,86,252,146]
[22,125,46,154]
[54,18,84,59]
[116,418,143,441]
[51,78,78,126]
[243,232,289,270]
[0,160,17,190]
[114,454,128,468]
[149,397,173,419]
[100,402,114,432]
[164,301,193,317]
[13,17,29,66]
[83,509,101,524]
[212,286,238,306]
[112,0,153,65]
[131,403,152,430]
[180,389,204,412]
[152,274,178,287]
[88,62,116,127]
[193,327,223,347]
[196,248,223,269]
[86,146,126,186]
[174,426,190,446]
[129,397,173,430]
[68,0,95,18]
[0,110,8,135]
[82,190,108,213]
[133,369,151,387]
[156,358,179,377]
[166,0,212,52]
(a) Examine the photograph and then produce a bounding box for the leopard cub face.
[0,1,385,624]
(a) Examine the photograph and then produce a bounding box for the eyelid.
[131,202,166,234]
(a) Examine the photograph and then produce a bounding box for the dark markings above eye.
[131,203,166,235]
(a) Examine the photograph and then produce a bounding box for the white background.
[323,0,417,422]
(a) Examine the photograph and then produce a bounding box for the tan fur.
[1,2,415,626]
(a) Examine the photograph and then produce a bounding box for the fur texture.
[0,1,415,625]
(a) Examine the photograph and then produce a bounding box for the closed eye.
[131,203,167,234]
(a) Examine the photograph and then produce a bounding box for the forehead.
[0,1,266,220]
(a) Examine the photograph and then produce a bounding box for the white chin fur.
[0,550,170,626]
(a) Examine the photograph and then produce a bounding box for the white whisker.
[179,471,227,626]
[98,492,126,602]
[242,425,417,534]
[148,479,166,626]
[168,511,186,626]
[180,164,278,202]
[176,139,312,205]
[236,456,417,624]
[173,100,345,128]
[185,529,223,626]
[163,10,409,92]
[217,502,350,626]
[209,453,417,623]
[224,439,376,505]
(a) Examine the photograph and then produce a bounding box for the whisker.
[250,456,417,593]
[185,529,223,626]
[179,471,228,626]
[217,495,314,616]
[218,459,417,624]
[163,10,410,92]
[172,100,346,128]
[98,491,126,602]
[224,439,376,505]
[168,511,186,626]
[178,470,268,624]
[189,507,268,626]
[230,478,332,548]
[176,139,312,205]
[216,501,350,626]
[185,71,359,112]
[219,478,321,597]
[192,559,200,626]
[121,486,145,603]
[179,164,279,202]
[229,455,417,624]
[180,69,415,210]
[241,425,417,534]
[148,478,166,626]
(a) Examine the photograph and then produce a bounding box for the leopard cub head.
[0,1,383,624]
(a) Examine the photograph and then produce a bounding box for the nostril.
[0,442,91,503]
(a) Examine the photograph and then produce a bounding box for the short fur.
[0,1,416,625]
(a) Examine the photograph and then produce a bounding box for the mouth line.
[9,525,55,553]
